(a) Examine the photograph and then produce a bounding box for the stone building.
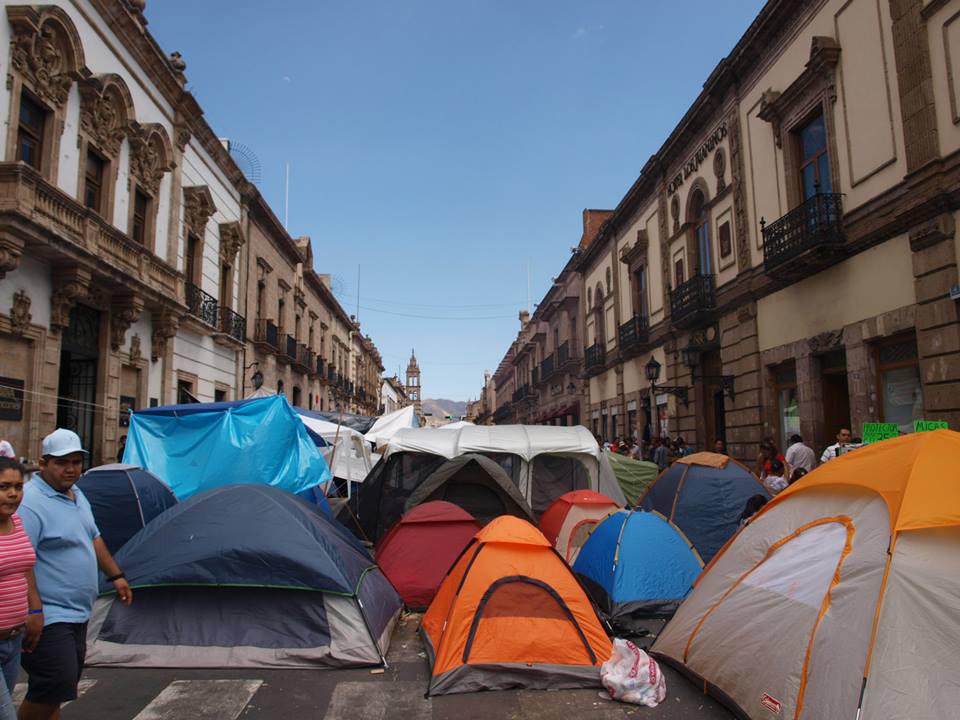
[404,349,422,418]
[0,1,385,463]
[486,0,960,464]
[380,375,407,415]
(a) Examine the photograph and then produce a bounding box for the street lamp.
[644,356,689,407]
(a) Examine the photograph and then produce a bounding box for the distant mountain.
[422,398,467,419]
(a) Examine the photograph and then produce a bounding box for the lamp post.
[681,345,736,400]
[644,356,689,407]
[242,361,262,397]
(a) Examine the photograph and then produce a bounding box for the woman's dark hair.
[0,457,24,477]
[790,467,808,485]
[770,459,785,476]
[740,494,768,520]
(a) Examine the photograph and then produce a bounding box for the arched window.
[688,188,711,276]
[593,283,605,345]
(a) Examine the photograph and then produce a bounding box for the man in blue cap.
[17,429,132,720]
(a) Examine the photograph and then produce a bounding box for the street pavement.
[38,614,734,719]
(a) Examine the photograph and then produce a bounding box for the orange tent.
[420,516,612,695]
[653,430,960,719]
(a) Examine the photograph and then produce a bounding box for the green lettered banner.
[862,422,900,444]
[914,419,949,433]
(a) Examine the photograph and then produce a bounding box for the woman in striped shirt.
[0,457,42,720]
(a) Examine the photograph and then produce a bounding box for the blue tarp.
[123,395,331,502]
[573,510,702,628]
[639,457,768,562]
[76,464,177,555]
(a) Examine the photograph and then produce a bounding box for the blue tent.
[85,484,401,668]
[638,452,768,562]
[123,395,331,505]
[573,509,702,632]
[76,464,177,554]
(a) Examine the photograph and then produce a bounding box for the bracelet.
[28,609,42,615]
[106,572,125,582]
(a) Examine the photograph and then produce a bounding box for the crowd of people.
[0,430,130,720]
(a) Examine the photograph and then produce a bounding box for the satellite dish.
[227,140,262,185]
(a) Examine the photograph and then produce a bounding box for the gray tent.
[404,453,535,525]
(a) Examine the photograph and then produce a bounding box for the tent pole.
[327,401,345,496]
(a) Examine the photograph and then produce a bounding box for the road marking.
[323,681,431,720]
[11,677,97,706]
[132,679,263,720]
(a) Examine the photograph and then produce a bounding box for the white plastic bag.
[600,638,667,707]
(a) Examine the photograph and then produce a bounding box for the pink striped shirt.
[0,514,36,627]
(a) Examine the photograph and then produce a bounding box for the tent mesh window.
[531,456,591,517]
[355,453,448,539]
[483,453,523,488]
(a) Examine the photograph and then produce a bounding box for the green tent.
[605,451,659,506]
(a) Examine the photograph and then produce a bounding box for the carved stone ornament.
[79,76,134,158]
[7,7,84,109]
[726,108,752,274]
[670,194,681,235]
[150,311,179,361]
[174,124,191,153]
[807,329,844,354]
[218,221,244,266]
[109,295,144,350]
[168,51,186,74]
[50,282,85,331]
[129,333,142,364]
[713,147,726,193]
[10,290,32,335]
[0,238,23,280]
[129,124,174,196]
[182,186,216,239]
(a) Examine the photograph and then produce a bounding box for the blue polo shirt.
[19,475,101,625]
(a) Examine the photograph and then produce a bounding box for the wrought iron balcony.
[217,307,246,344]
[327,365,336,384]
[762,193,845,278]
[185,283,218,327]
[670,274,715,327]
[618,315,649,354]
[253,319,278,349]
[540,353,555,381]
[585,342,605,372]
[314,356,324,377]
[557,341,570,367]
[531,368,539,386]
[511,384,532,404]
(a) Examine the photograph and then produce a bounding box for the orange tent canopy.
[767,429,960,533]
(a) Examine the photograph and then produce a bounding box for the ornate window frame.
[77,73,136,222]
[5,6,86,182]
[757,36,842,211]
[127,122,174,252]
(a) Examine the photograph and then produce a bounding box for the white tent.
[297,413,374,485]
[364,405,419,447]
[381,425,625,512]
[437,420,474,430]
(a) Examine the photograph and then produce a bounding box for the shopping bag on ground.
[600,638,667,707]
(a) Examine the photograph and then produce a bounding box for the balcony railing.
[531,368,539,386]
[618,315,649,352]
[217,307,246,344]
[540,353,554,380]
[286,334,298,360]
[314,356,324,377]
[512,384,532,403]
[585,342,605,370]
[185,283,218,327]
[254,319,278,349]
[557,341,570,367]
[670,274,715,327]
[327,366,336,384]
[762,193,845,277]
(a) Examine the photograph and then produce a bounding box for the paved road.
[38,614,733,720]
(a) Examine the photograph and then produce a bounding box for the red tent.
[538,490,620,564]
[375,501,481,609]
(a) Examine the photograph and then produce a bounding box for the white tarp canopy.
[437,420,474,430]
[381,425,625,509]
[365,405,419,447]
[297,414,374,484]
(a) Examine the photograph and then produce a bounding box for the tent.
[604,451,659,505]
[420,516,612,695]
[374,501,481,610]
[308,409,377,434]
[573,510,703,632]
[538,490,620,564]
[123,395,332,502]
[364,405,420,447]
[652,430,960,720]
[296,409,375,486]
[86,484,401,669]
[75,464,177,554]
[350,425,625,541]
[638,452,766,562]
[437,420,474,430]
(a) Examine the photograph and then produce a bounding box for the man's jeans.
[0,635,21,720]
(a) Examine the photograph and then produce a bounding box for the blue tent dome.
[638,453,768,562]
[573,509,702,632]
[76,464,177,554]
[87,485,401,669]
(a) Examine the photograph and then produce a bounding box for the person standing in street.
[0,458,42,720]
[713,438,727,455]
[820,428,852,464]
[653,436,670,471]
[785,434,816,473]
[17,429,132,720]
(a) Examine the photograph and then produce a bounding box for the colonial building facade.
[484,0,960,463]
[0,1,384,463]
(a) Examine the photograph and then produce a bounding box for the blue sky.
[147,1,766,401]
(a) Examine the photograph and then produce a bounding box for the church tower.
[405,349,422,418]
